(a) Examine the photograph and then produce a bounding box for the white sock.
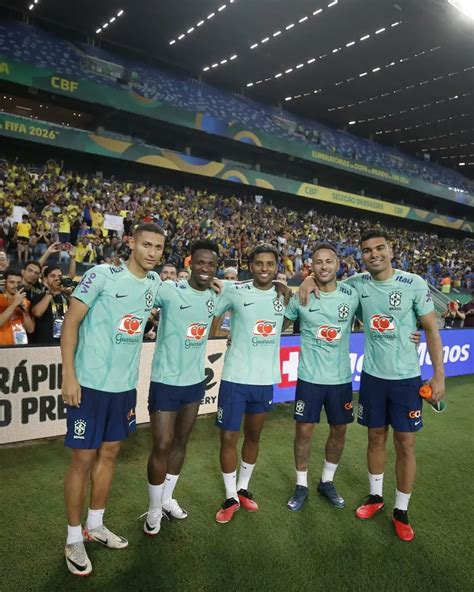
[236,461,255,491]
[222,471,238,501]
[394,489,412,511]
[296,469,308,487]
[86,508,104,531]
[369,472,384,497]
[67,524,83,545]
[148,482,164,513]
[321,459,338,483]
[162,473,180,505]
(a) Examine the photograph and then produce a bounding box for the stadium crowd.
[0,157,473,345]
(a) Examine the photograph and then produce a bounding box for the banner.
[0,330,473,445]
[0,113,472,234]
[0,53,473,207]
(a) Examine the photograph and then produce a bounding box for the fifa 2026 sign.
[0,330,472,445]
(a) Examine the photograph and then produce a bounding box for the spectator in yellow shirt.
[58,208,71,243]
[90,206,104,230]
[16,214,32,263]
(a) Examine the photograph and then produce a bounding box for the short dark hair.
[248,243,279,264]
[312,242,339,258]
[360,230,391,245]
[190,240,219,257]
[161,263,177,271]
[43,265,61,278]
[23,260,41,272]
[4,268,22,282]
[133,223,166,238]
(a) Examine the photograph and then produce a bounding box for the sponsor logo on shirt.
[109,266,124,275]
[78,272,96,294]
[186,323,208,341]
[316,325,342,342]
[395,275,413,285]
[118,314,144,335]
[253,320,277,337]
[370,314,395,334]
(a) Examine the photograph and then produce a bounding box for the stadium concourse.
[0,159,472,292]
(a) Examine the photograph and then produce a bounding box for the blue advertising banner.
[274,329,474,403]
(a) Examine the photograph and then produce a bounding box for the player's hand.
[272,281,292,306]
[210,278,223,294]
[298,276,319,305]
[12,288,26,308]
[62,375,82,407]
[226,334,232,348]
[409,331,421,344]
[426,374,445,403]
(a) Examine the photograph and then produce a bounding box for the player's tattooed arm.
[418,311,445,403]
[298,275,320,305]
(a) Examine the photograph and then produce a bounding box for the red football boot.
[237,489,259,512]
[215,498,240,524]
[355,495,385,519]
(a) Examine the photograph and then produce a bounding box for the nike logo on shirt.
[180,305,191,310]
[361,295,370,298]
[309,308,320,312]
[115,293,127,298]
[244,302,255,307]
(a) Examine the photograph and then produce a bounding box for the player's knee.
[243,427,262,444]
[152,436,174,457]
[394,433,416,456]
[221,430,239,449]
[98,442,121,463]
[368,427,388,449]
[329,424,347,442]
[70,449,96,473]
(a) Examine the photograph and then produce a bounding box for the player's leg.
[145,410,177,535]
[288,379,322,511]
[388,376,422,541]
[215,380,246,523]
[317,383,354,508]
[356,372,390,519]
[162,398,201,519]
[82,389,135,549]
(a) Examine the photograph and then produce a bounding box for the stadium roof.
[2,0,474,176]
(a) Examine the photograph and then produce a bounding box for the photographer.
[30,265,74,344]
[21,260,43,301]
[0,268,35,345]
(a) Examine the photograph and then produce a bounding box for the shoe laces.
[67,541,87,562]
[238,489,253,500]
[138,509,167,522]
[222,498,239,510]
[164,498,181,512]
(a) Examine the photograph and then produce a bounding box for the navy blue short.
[216,380,273,432]
[358,371,423,432]
[65,386,136,449]
[148,380,205,414]
[294,379,354,425]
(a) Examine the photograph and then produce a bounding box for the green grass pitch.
[1,375,473,592]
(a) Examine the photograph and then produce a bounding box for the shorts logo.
[316,325,342,342]
[344,402,353,410]
[217,406,224,422]
[357,403,363,420]
[118,314,144,335]
[207,299,215,314]
[408,410,422,419]
[73,419,86,439]
[145,290,154,310]
[338,303,349,320]
[295,400,305,415]
[253,320,277,337]
[370,314,395,333]
[273,298,284,313]
[127,409,136,426]
[186,322,208,340]
[389,291,402,309]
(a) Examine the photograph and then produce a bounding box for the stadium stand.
[1,19,473,195]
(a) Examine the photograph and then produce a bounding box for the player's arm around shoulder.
[418,310,445,403]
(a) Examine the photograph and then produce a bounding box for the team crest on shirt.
[338,303,350,321]
[389,291,402,310]
[207,298,215,315]
[145,290,154,310]
[273,298,284,314]
[73,419,86,439]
